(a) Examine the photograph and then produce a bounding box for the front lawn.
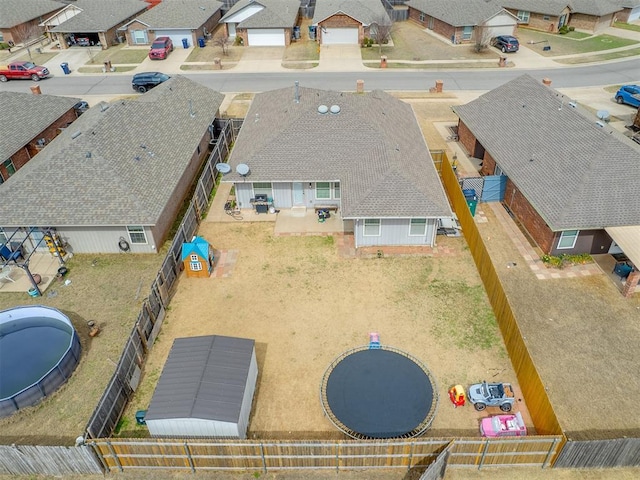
[86,45,149,65]
[517,29,638,56]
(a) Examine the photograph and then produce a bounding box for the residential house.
[406,0,518,45]
[0,91,80,184]
[119,0,224,49]
[43,0,148,49]
[222,86,452,248]
[453,75,640,266]
[567,0,622,32]
[611,0,640,22]
[312,0,391,45]
[0,0,63,45]
[219,0,299,46]
[0,76,224,254]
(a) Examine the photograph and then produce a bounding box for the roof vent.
[318,105,329,114]
[595,121,606,128]
[330,105,341,114]
[71,131,82,139]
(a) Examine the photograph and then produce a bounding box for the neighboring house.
[406,0,518,45]
[219,0,299,46]
[453,75,640,265]
[0,91,80,184]
[312,0,392,45]
[609,0,640,22]
[502,0,622,33]
[0,0,63,45]
[222,86,452,249]
[0,76,224,254]
[119,0,223,49]
[43,0,148,49]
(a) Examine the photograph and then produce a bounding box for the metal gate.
[481,175,507,202]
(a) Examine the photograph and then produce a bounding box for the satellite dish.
[330,105,341,114]
[215,163,231,174]
[596,110,610,122]
[236,163,250,176]
[317,105,329,114]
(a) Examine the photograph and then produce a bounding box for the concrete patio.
[0,253,67,296]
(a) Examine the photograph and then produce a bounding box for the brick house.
[312,0,391,45]
[611,0,640,23]
[0,0,63,46]
[119,0,223,49]
[0,91,80,184]
[406,0,518,45]
[453,75,640,264]
[220,0,299,46]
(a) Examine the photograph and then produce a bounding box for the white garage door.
[323,27,358,45]
[155,29,193,48]
[486,25,516,38]
[247,28,285,46]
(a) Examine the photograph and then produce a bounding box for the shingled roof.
[405,0,512,27]
[224,86,451,219]
[51,0,147,33]
[0,0,62,29]
[0,91,79,160]
[313,0,390,25]
[0,76,223,227]
[122,0,223,29]
[220,0,299,29]
[501,0,570,16]
[453,74,640,231]
[570,0,622,16]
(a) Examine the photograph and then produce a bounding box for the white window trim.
[557,230,579,249]
[133,29,148,44]
[517,11,530,23]
[333,181,340,199]
[190,254,199,262]
[127,226,148,244]
[409,218,427,236]
[315,182,341,200]
[253,182,273,198]
[419,12,425,22]
[462,26,473,40]
[190,261,203,271]
[363,219,381,237]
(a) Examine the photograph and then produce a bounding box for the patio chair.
[613,262,633,280]
[0,244,23,263]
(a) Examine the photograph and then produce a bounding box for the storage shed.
[145,335,258,438]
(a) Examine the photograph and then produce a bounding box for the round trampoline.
[321,346,438,439]
[0,306,81,418]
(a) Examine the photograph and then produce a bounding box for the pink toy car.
[480,411,527,437]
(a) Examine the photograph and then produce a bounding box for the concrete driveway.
[232,46,285,72]
[318,44,365,72]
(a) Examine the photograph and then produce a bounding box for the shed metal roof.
[145,335,255,423]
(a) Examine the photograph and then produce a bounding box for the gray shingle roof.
[51,0,147,33]
[0,0,62,29]
[405,0,511,27]
[453,74,640,231]
[220,0,299,28]
[0,76,223,227]
[570,0,621,16]
[501,0,570,16]
[224,86,451,219]
[313,0,390,25]
[145,335,255,423]
[0,91,79,159]
[125,0,223,29]
[611,0,640,8]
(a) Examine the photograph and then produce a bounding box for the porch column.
[622,270,640,298]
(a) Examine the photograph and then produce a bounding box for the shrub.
[233,36,243,46]
[0,42,9,50]
[541,253,593,269]
[361,37,373,48]
[568,26,575,32]
[558,25,569,34]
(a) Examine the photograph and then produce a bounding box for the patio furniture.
[0,266,15,283]
[0,244,23,262]
[613,262,633,280]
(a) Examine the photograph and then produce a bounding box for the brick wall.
[456,121,475,158]
[569,13,614,33]
[3,107,77,180]
[480,151,497,176]
[614,9,630,23]
[318,14,363,44]
[505,9,562,33]
[124,20,151,45]
[408,8,456,43]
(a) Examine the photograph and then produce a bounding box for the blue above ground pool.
[0,306,81,418]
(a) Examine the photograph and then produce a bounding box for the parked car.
[468,381,515,412]
[614,85,640,108]
[491,35,519,53]
[480,412,527,437]
[0,61,50,82]
[131,72,170,93]
[149,36,173,60]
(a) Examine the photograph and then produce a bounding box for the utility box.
[135,410,147,425]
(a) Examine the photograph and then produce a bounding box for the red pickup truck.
[0,61,50,82]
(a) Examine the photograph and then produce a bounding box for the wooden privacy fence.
[439,155,564,439]
[89,436,562,472]
[0,444,102,475]
[84,119,241,440]
[554,438,640,468]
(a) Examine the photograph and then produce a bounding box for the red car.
[149,36,173,60]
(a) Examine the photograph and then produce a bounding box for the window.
[517,11,530,23]
[190,254,199,262]
[315,182,331,199]
[133,30,148,44]
[2,159,16,177]
[127,226,147,244]
[419,12,425,22]
[190,261,202,271]
[333,182,340,199]
[543,15,550,21]
[462,26,473,40]
[409,218,427,236]
[364,219,381,236]
[253,182,272,198]
[557,230,579,249]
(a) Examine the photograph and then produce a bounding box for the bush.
[0,42,10,50]
[361,37,373,48]
[233,36,243,46]
[568,26,575,32]
[541,253,592,269]
[558,25,569,34]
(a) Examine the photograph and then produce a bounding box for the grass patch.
[517,29,638,56]
[282,40,319,62]
[614,21,640,32]
[77,65,136,73]
[186,44,243,63]
[15,52,58,64]
[83,45,148,65]
[365,61,501,69]
[282,61,318,69]
[180,63,237,71]
[555,47,640,64]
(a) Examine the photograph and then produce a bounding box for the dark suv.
[149,36,173,60]
[131,72,170,93]
[491,35,519,53]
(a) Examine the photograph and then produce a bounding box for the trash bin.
[60,62,70,75]
[182,38,189,49]
[198,37,205,48]
[308,26,316,40]
[293,26,300,40]
[135,410,147,426]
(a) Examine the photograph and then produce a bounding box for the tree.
[370,15,393,54]
[12,21,43,61]
[473,25,493,53]
[213,35,230,56]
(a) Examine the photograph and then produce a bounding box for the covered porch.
[0,252,66,296]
